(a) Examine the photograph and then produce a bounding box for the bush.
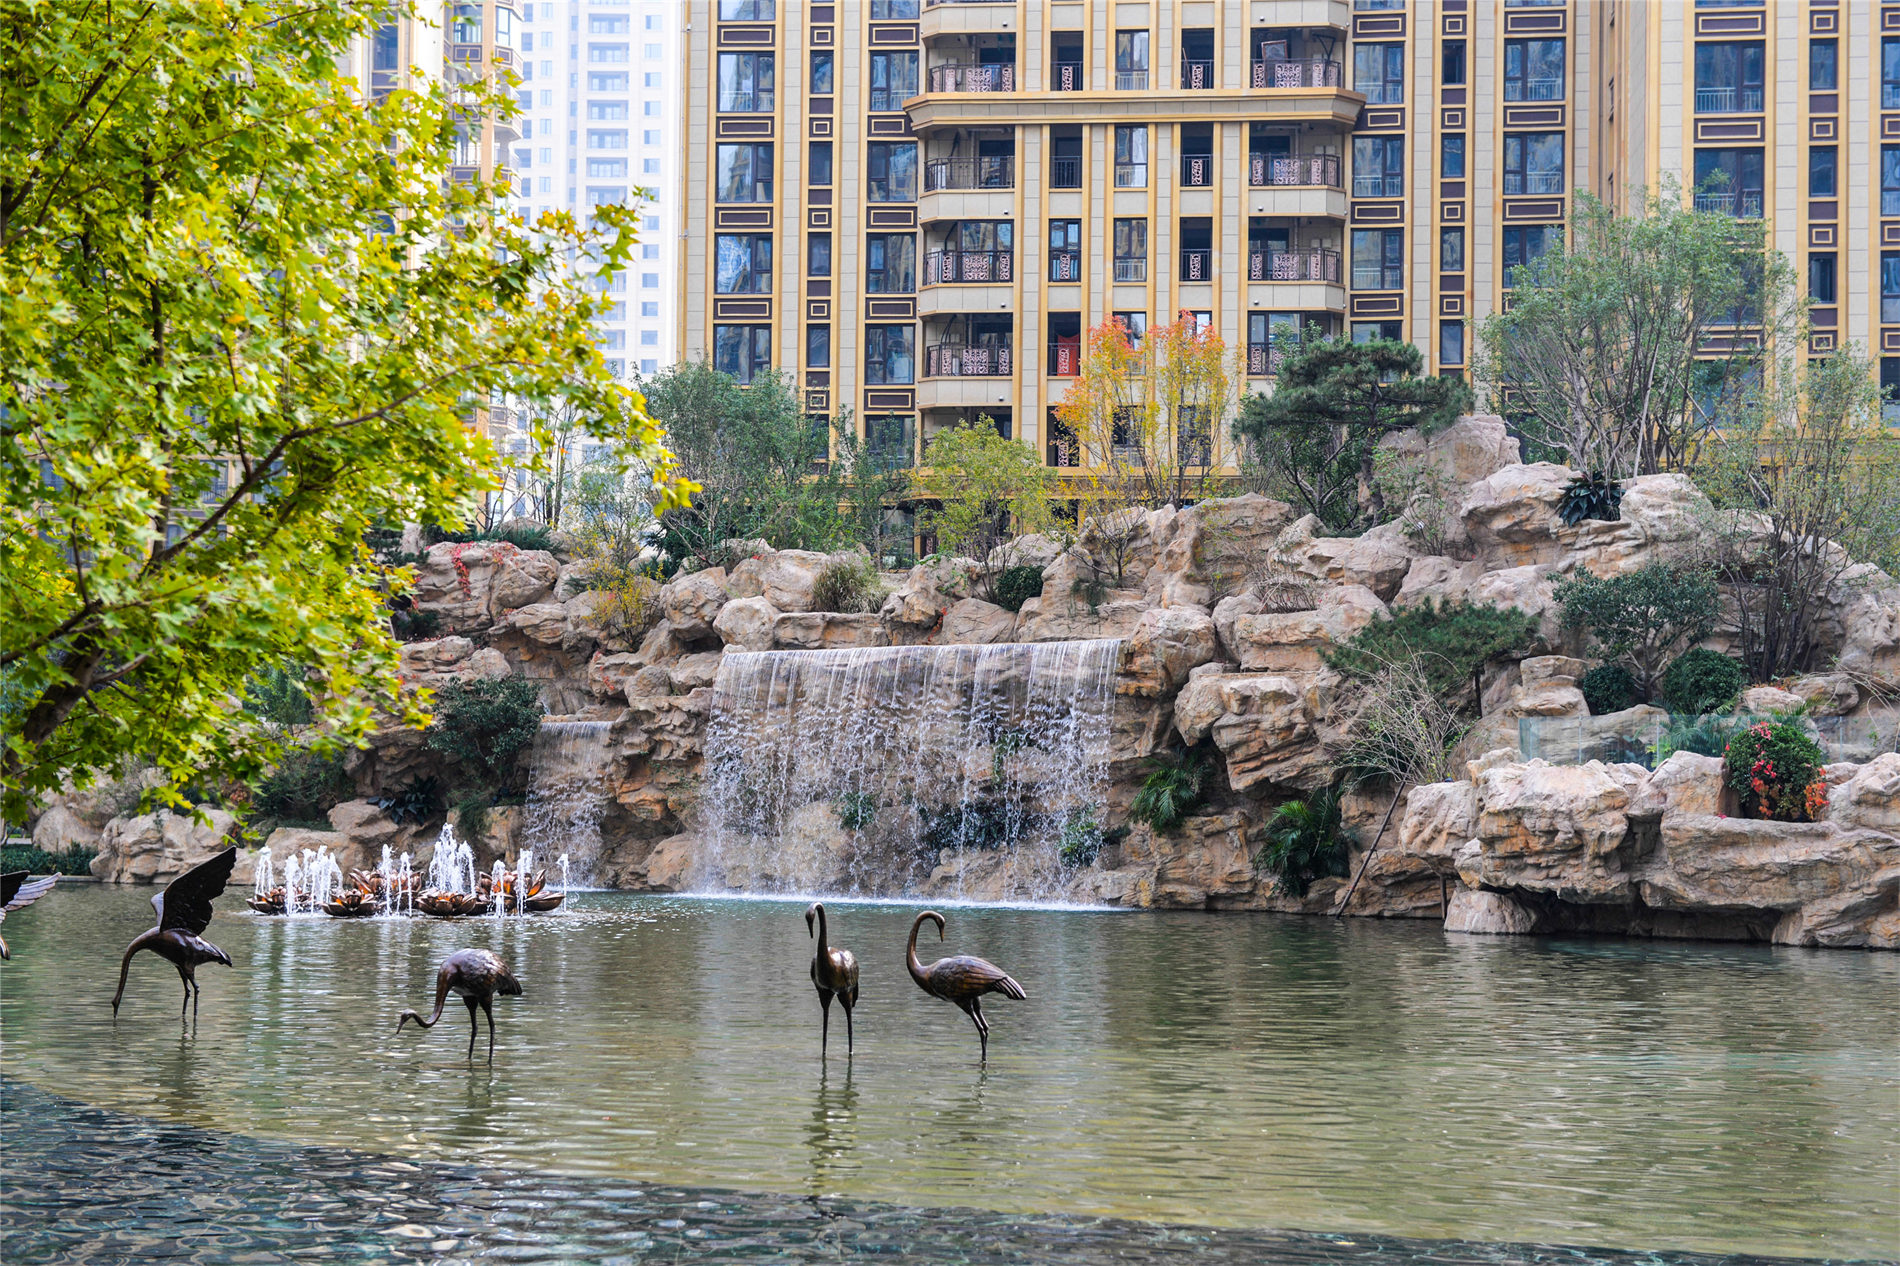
[1129,748,1213,833]
[454,793,490,842]
[834,791,876,832]
[425,677,543,794]
[1327,600,1538,715]
[990,564,1045,613]
[428,521,558,552]
[1553,563,1719,701]
[1659,648,1747,716]
[810,555,885,614]
[1058,809,1107,868]
[0,844,95,875]
[249,745,350,824]
[592,568,663,647]
[389,597,442,643]
[1579,664,1639,716]
[1557,472,1625,525]
[1653,712,1752,763]
[372,775,445,826]
[1723,719,1827,822]
[1256,788,1351,897]
[920,798,1013,853]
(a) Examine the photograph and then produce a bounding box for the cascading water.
[520,721,613,886]
[700,639,1122,901]
[427,825,477,895]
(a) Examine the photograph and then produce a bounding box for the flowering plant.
[1723,719,1827,822]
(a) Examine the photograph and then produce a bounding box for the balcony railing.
[1250,153,1342,188]
[1114,162,1147,187]
[1180,248,1212,282]
[1051,61,1083,91]
[1251,58,1342,89]
[1887,83,1900,110]
[717,89,774,112]
[925,341,1013,377]
[1113,258,1147,283]
[1247,248,1342,283]
[1048,341,1080,376]
[1505,77,1565,102]
[1180,153,1214,186]
[1695,85,1764,113]
[1694,189,1765,218]
[1180,59,1213,89]
[1353,264,1404,290]
[1050,157,1082,188]
[927,63,1017,93]
[923,156,1015,191]
[1049,250,1081,281]
[1503,172,1566,195]
[924,249,1014,283]
[1114,69,1149,90]
[1352,173,1404,198]
[1246,343,1286,376]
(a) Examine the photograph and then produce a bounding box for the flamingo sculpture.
[905,910,1026,1061]
[0,871,59,959]
[805,902,859,1057]
[396,948,523,1060]
[112,847,237,1018]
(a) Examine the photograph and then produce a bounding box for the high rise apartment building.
[677,0,1900,476]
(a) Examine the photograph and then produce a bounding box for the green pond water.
[0,887,1894,1259]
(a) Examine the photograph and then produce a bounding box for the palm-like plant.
[1257,787,1349,896]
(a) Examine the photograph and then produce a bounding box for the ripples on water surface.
[0,888,1895,1261]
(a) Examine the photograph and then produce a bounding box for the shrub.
[0,844,96,875]
[810,555,886,614]
[990,564,1045,613]
[389,598,442,643]
[1659,648,1747,716]
[1058,809,1106,868]
[834,791,876,832]
[592,568,663,647]
[249,746,350,825]
[454,793,490,842]
[1553,563,1719,701]
[372,775,445,826]
[920,799,1013,852]
[1129,749,1213,833]
[1578,664,1639,716]
[1723,719,1827,822]
[1654,712,1752,763]
[428,521,558,552]
[1327,600,1538,715]
[425,677,543,794]
[1557,472,1625,525]
[1256,788,1351,897]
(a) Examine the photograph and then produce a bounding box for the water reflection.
[0,888,1894,1258]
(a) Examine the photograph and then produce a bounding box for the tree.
[1552,563,1720,701]
[910,417,1055,568]
[1327,600,1538,717]
[1234,335,1471,531]
[1693,345,1900,681]
[0,3,683,822]
[1055,314,1244,513]
[1477,183,1802,478]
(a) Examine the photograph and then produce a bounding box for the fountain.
[277,847,344,916]
[520,720,613,886]
[700,640,1122,899]
[416,825,489,917]
[247,849,283,914]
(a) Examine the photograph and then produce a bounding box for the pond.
[1,888,1894,1261]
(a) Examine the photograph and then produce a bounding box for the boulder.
[1443,887,1538,935]
[1120,606,1218,697]
[659,567,730,636]
[1829,754,1900,835]
[1740,685,1805,715]
[940,598,1018,645]
[490,549,560,610]
[1640,813,1900,939]
[880,557,979,642]
[258,827,370,880]
[1837,583,1900,679]
[410,541,506,632]
[625,665,674,698]
[727,549,833,613]
[588,651,644,701]
[326,800,415,859]
[1392,779,1478,877]
[1503,656,1590,719]
[91,809,254,886]
[1786,673,1862,717]
[713,596,780,651]
[1460,463,1575,568]
[31,804,103,853]
[987,533,1067,572]
[1461,759,1648,902]
[1296,520,1417,602]
[1173,673,1328,792]
[1015,594,1153,643]
[1394,555,1486,609]
[1232,584,1385,673]
[1628,751,1727,820]
[502,602,570,646]
[669,651,727,693]
[773,612,892,650]
[1211,592,1264,664]
[1140,493,1298,601]
[1422,415,1522,485]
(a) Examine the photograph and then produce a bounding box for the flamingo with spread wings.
[111,847,237,1018]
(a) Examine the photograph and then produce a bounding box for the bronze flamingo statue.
[805,901,859,1057]
[397,948,523,1061]
[112,846,237,1018]
[0,871,59,960]
[905,910,1026,1062]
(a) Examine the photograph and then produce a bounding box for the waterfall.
[700,639,1122,901]
[521,720,613,886]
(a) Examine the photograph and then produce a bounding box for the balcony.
[1180,249,1212,282]
[924,341,1013,377]
[1505,77,1565,102]
[1180,153,1214,187]
[924,249,1014,284]
[1051,61,1083,91]
[1050,157,1082,188]
[1250,153,1341,189]
[1503,172,1566,196]
[1251,58,1342,89]
[1695,85,1764,113]
[923,156,1014,191]
[1180,59,1214,90]
[1248,248,1341,283]
[1114,69,1150,90]
[1246,343,1286,377]
[1694,190,1764,218]
[1049,250,1082,282]
[1048,342,1080,376]
[927,62,1017,93]
[1114,162,1148,187]
[717,89,774,113]
[1113,258,1147,283]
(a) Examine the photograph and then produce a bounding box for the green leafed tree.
[1552,563,1720,702]
[0,2,684,822]
[911,417,1055,569]
[1233,335,1471,532]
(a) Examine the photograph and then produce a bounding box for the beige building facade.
[677,0,1900,473]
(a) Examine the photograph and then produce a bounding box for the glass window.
[450,3,481,43]
[1353,135,1404,197]
[587,158,626,177]
[1112,218,1148,283]
[1886,39,1900,109]
[1440,228,1465,272]
[588,72,628,91]
[1049,220,1082,281]
[1885,147,1900,217]
[1114,126,1148,186]
[1808,253,1836,304]
[587,129,628,149]
[867,142,917,201]
[1442,134,1465,179]
[1810,146,1836,197]
[870,0,919,16]
[588,101,629,119]
[1115,30,1150,89]
[808,233,831,277]
[869,52,919,111]
[1883,252,1900,324]
[865,234,916,293]
[1113,312,1148,344]
[1504,39,1565,101]
[865,325,915,385]
[1883,357,1900,426]
[712,325,771,384]
[1439,323,1465,366]
[715,143,773,202]
[1351,229,1402,290]
[1809,39,1837,90]
[714,234,773,294]
[1442,41,1466,85]
[1353,43,1404,104]
[718,0,774,19]
[810,51,834,94]
[1352,321,1402,342]
[1694,147,1765,217]
[1503,225,1561,275]
[809,141,833,185]
[716,52,774,112]
[806,326,831,369]
[1695,41,1765,113]
[1503,132,1565,195]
